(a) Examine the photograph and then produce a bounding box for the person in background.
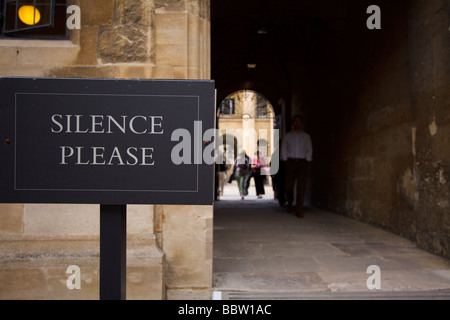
[251,150,266,198]
[271,142,286,206]
[281,115,313,218]
[232,151,250,200]
[217,152,228,196]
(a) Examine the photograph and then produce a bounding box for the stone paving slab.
[213,184,450,299]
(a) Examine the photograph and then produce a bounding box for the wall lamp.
[18,5,41,25]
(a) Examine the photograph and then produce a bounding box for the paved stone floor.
[212,182,450,299]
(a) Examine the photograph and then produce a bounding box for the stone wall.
[0,0,212,299]
[309,0,450,258]
[407,0,450,257]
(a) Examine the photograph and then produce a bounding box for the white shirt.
[281,130,313,162]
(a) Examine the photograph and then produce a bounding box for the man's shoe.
[296,212,304,219]
[286,204,293,213]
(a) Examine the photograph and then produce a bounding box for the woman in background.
[251,151,266,198]
[232,151,250,200]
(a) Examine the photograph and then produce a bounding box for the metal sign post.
[100,205,127,300]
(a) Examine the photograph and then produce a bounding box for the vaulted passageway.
[211,0,450,259]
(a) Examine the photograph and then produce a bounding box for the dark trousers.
[273,161,286,206]
[254,173,265,196]
[284,159,309,209]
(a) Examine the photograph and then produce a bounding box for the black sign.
[0,78,216,205]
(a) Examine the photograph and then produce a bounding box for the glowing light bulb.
[18,5,41,26]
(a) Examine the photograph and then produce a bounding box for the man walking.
[280,115,313,218]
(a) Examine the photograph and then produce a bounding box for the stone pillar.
[154,0,210,79]
[242,91,257,157]
[152,0,213,299]
[127,205,166,300]
[160,205,213,299]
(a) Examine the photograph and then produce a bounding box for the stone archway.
[211,0,450,259]
[217,90,276,164]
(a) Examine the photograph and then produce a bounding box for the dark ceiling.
[211,0,356,103]
[211,0,353,108]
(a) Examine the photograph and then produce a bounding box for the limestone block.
[0,204,24,235]
[46,266,99,300]
[0,237,99,299]
[187,0,209,18]
[0,268,48,300]
[0,234,166,299]
[127,233,166,300]
[126,204,166,299]
[79,0,114,27]
[0,262,166,300]
[47,66,115,78]
[99,0,153,63]
[187,14,201,69]
[155,0,187,13]
[127,265,165,300]
[127,205,154,235]
[0,65,49,78]
[76,26,100,65]
[0,239,99,268]
[120,0,153,27]
[156,43,188,68]
[167,288,212,300]
[0,45,17,66]
[155,13,188,67]
[113,64,154,79]
[162,205,213,289]
[151,66,175,79]
[16,41,78,66]
[157,10,187,44]
[24,204,99,236]
[173,66,188,79]
[100,26,151,63]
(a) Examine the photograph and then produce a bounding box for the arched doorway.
[217,90,276,164]
[216,90,279,199]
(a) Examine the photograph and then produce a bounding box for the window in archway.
[219,98,235,115]
[217,90,274,120]
[256,96,268,119]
